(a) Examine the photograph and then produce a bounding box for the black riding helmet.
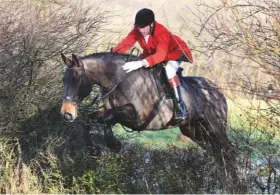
[134,8,155,28]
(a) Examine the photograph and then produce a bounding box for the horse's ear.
[61,52,71,66]
[72,54,82,67]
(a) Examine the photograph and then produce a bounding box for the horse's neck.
[120,69,157,98]
[83,57,125,89]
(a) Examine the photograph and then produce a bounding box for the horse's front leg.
[87,105,117,125]
[103,123,122,152]
[102,103,137,127]
[88,105,122,152]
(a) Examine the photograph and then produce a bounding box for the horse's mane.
[79,52,144,85]
[81,52,141,61]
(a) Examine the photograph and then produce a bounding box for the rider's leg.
[165,60,188,121]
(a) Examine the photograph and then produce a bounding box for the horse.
[60,51,238,184]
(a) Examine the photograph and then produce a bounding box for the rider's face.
[138,25,150,37]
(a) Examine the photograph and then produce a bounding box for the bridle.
[64,57,132,108]
[63,59,91,104]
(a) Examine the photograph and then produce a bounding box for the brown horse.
[60,51,237,182]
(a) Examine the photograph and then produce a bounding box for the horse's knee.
[102,110,116,124]
[88,106,106,118]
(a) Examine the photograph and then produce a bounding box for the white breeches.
[164,60,179,79]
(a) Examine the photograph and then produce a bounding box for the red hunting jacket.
[112,21,193,67]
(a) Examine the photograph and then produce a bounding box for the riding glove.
[122,61,143,73]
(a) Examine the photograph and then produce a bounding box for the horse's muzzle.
[61,101,78,122]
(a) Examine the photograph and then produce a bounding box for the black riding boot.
[169,75,188,122]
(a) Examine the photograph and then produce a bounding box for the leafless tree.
[0,0,111,123]
[182,0,279,126]
[181,0,279,192]
[0,1,112,191]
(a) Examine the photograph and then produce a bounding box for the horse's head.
[60,53,92,122]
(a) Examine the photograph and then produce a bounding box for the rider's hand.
[122,61,143,73]
[122,59,150,73]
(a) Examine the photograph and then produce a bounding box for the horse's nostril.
[64,112,73,122]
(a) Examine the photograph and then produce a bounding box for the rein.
[88,50,140,106]
[88,72,133,106]
[86,70,135,133]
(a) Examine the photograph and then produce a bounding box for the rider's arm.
[144,30,170,67]
[112,27,138,54]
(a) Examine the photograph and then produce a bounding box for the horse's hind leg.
[179,122,242,193]
[200,118,238,179]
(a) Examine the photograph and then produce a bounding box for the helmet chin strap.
[149,22,155,35]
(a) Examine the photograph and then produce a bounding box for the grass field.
[113,125,190,148]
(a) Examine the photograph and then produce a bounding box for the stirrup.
[174,102,188,121]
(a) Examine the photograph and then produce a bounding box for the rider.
[112,8,193,122]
